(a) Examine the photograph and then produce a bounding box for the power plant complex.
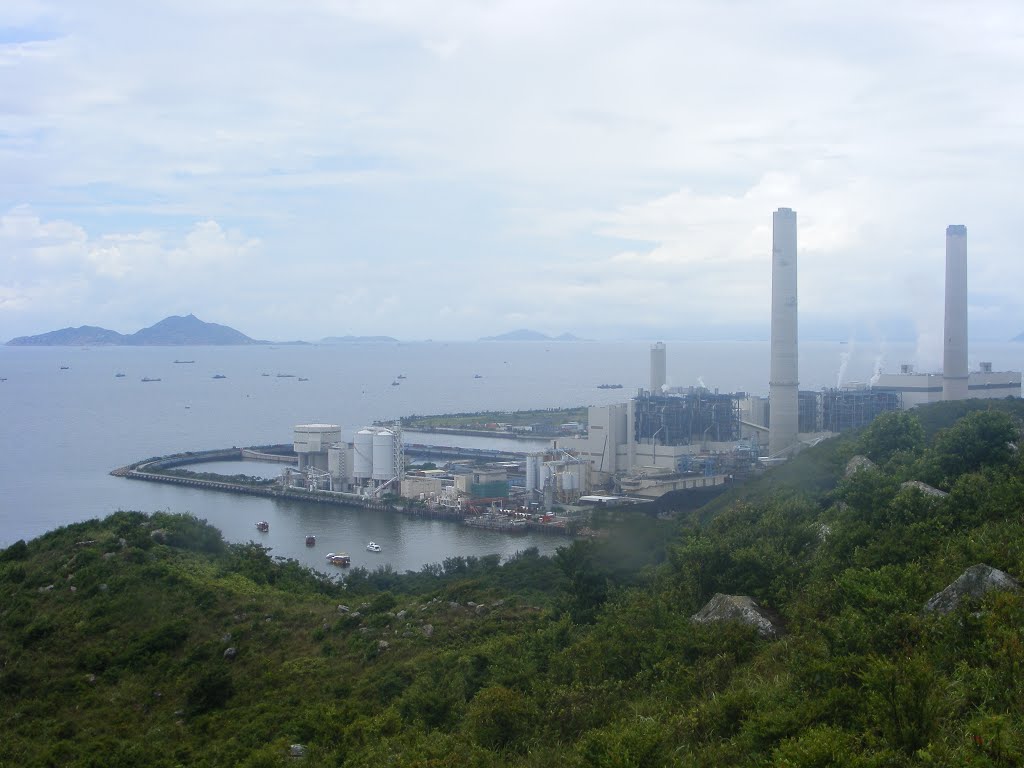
[278,211,1019,509]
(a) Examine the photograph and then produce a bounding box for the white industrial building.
[873,363,1021,408]
[293,424,341,471]
[291,423,404,496]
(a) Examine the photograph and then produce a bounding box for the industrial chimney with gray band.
[769,207,798,457]
[943,225,968,401]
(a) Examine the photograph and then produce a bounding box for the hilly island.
[5,314,268,346]
[3,398,1024,766]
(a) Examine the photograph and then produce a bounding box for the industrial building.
[872,363,1021,407]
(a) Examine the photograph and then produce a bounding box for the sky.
[2,1,1024,348]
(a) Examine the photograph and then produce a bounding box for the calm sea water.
[2,340,1021,571]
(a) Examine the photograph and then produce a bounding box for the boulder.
[337,604,350,613]
[223,647,237,661]
[924,564,1020,614]
[844,455,877,477]
[691,594,783,638]
[289,744,307,758]
[901,480,948,498]
[422,624,434,638]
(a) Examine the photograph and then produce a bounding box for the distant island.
[479,329,585,342]
[1014,331,1024,342]
[6,314,270,346]
[320,335,399,344]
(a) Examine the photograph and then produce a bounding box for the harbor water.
[2,339,1021,572]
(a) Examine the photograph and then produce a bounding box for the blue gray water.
[2,340,1021,572]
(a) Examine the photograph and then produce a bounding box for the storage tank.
[353,429,374,480]
[525,455,538,492]
[561,470,579,491]
[372,429,395,480]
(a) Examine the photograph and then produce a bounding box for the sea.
[2,339,1021,573]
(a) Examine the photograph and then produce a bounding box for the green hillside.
[3,400,1024,766]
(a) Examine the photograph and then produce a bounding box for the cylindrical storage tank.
[562,470,579,491]
[372,429,395,480]
[525,456,537,492]
[538,463,550,490]
[353,429,374,480]
[328,445,345,480]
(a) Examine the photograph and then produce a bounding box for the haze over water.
[2,340,1021,571]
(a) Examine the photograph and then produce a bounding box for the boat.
[366,542,382,553]
[325,552,351,567]
[473,374,483,379]
[391,380,400,386]
[298,377,308,382]
[597,383,623,389]
[255,521,269,532]
[277,373,296,378]
[173,360,195,364]
[261,372,270,377]
[60,366,69,370]
[141,377,161,382]
[305,534,316,547]
[115,372,126,378]
[396,374,406,379]
[212,374,227,379]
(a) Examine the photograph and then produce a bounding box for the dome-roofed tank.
[372,429,395,481]
[353,428,374,480]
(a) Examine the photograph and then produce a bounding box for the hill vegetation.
[3,399,1024,766]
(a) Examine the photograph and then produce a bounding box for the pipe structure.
[769,207,799,457]
[943,225,968,401]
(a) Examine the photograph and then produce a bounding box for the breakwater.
[110,447,572,537]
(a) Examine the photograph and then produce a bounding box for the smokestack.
[650,342,666,393]
[769,207,798,457]
[943,225,968,401]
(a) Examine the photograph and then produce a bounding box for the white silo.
[525,455,538,493]
[353,429,374,480]
[561,470,579,492]
[372,429,396,480]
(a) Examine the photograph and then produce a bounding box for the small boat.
[391,380,400,386]
[298,377,308,382]
[473,374,483,379]
[366,542,382,553]
[255,521,269,533]
[115,372,126,378]
[174,360,195,364]
[141,377,161,382]
[325,552,351,567]
[597,383,623,389]
[212,374,227,379]
[60,365,70,370]
[277,373,296,378]
[305,534,316,547]
[261,372,270,377]
[396,374,406,379]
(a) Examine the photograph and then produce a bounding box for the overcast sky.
[3,1,1023,346]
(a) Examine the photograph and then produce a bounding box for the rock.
[70,586,77,593]
[221,633,232,643]
[223,647,237,661]
[85,674,97,684]
[901,480,949,498]
[691,594,783,639]
[377,640,390,651]
[395,610,407,620]
[490,599,506,608]
[118,537,128,549]
[448,601,460,610]
[467,601,478,608]
[38,584,54,592]
[150,529,168,543]
[289,744,307,758]
[844,455,877,477]
[99,583,109,592]
[102,552,115,560]
[350,611,361,619]
[475,604,488,615]
[337,604,350,613]
[924,564,1020,614]
[422,624,434,638]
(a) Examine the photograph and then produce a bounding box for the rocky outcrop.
[691,594,783,638]
[901,480,948,498]
[844,455,877,477]
[924,564,1020,614]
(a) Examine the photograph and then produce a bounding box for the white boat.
[325,552,351,567]
[366,542,382,553]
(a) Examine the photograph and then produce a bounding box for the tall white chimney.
[769,207,798,457]
[943,225,968,401]
[650,342,666,393]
